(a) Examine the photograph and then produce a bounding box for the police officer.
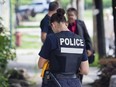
[38,8,89,87]
[40,1,59,43]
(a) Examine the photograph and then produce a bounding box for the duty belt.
[54,73,77,78]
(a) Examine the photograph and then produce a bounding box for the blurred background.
[1,0,114,55]
[0,0,116,87]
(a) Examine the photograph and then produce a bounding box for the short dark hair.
[49,1,59,11]
[50,8,66,23]
[67,7,78,16]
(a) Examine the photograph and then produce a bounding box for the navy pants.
[42,78,82,87]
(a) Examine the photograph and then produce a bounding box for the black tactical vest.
[49,31,85,74]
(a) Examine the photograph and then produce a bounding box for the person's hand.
[86,50,92,57]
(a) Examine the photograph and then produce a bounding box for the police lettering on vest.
[60,38,84,46]
[49,33,85,73]
[59,38,84,54]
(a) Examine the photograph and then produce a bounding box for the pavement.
[7,49,99,87]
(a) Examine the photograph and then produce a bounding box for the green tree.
[60,0,70,10]
[11,0,32,5]
[103,0,111,8]
[85,0,111,9]
[0,17,16,87]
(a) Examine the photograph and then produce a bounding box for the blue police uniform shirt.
[40,14,53,35]
[39,31,88,61]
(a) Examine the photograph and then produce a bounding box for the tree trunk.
[92,0,98,53]
[94,0,106,58]
[112,0,116,57]
[76,0,84,20]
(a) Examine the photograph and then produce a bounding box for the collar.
[69,20,77,26]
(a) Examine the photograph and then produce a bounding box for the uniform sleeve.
[40,19,49,33]
[82,49,88,61]
[39,36,51,59]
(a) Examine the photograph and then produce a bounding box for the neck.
[48,11,54,17]
[69,20,76,24]
[57,24,69,32]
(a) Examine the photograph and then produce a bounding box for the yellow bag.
[40,61,49,78]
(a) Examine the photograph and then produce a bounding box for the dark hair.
[67,7,78,16]
[50,8,66,23]
[49,1,59,11]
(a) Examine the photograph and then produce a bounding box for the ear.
[52,22,56,28]
[51,23,54,26]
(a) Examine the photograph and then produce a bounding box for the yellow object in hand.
[41,61,49,78]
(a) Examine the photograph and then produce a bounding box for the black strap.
[49,72,62,87]
[54,73,77,78]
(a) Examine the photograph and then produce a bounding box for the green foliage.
[85,0,93,9]
[0,73,9,87]
[11,0,32,5]
[0,25,16,72]
[103,0,111,8]
[61,0,70,10]
[90,53,99,67]
[85,0,112,9]
[0,17,16,87]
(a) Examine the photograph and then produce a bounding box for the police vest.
[49,32,85,74]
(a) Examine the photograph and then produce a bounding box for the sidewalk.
[8,49,99,87]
